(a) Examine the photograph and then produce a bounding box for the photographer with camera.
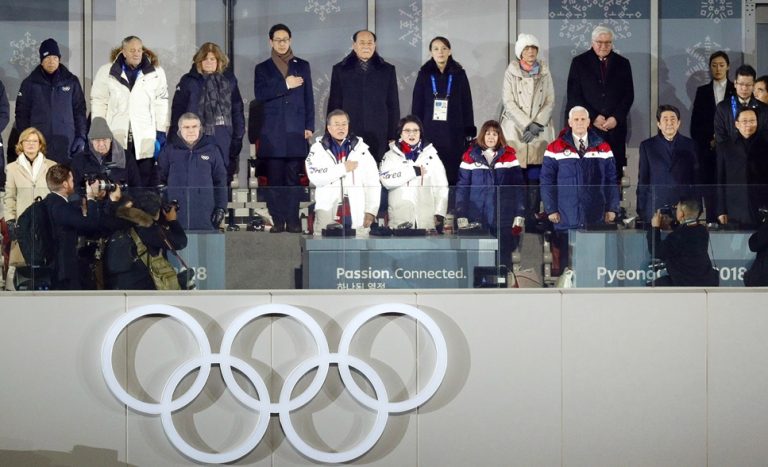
[104,191,187,290]
[744,207,768,286]
[44,164,121,290]
[649,198,719,287]
[71,117,141,193]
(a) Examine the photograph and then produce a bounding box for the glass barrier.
[1,184,765,291]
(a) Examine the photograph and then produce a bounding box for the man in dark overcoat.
[565,25,634,182]
[327,29,399,163]
[253,23,314,233]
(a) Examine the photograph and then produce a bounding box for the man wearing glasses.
[254,24,315,233]
[565,25,634,183]
[714,64,768,145]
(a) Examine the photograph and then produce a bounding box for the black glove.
[527,122,545,136]
[434,215,445,234]
[6,219,16,242]
[70,136,87,156]
[229,138,243,173]
[211,207,226,229]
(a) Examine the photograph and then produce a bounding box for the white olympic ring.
[101,303,448,464]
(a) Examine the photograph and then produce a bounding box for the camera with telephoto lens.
[82,173,127,193]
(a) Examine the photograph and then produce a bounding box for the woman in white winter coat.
[500,33,555,225]
[380,115,449,231]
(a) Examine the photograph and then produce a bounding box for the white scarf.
[17,152,45,182]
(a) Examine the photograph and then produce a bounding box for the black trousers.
[594,125,627,182]
[261,158,304,227]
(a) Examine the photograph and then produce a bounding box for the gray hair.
[121,35,142,47]
[178,112,201,126]
[568,106,590,120]
[591,25,614,42]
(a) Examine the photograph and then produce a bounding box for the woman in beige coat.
[500,33,555,225]
[3,127,56,288]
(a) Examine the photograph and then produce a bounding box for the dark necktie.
[600,58,608,82]
[578,139,586,156]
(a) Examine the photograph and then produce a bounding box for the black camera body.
[163,199,181,213]
[759,207,768,224]
[659,205,674,217]
[82,173,128,193]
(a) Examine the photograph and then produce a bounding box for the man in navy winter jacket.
[156,113,227,231]
[15,38,87,164]
[541,106,619,273]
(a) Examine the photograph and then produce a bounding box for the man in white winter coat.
[380,115,448,230]
[91,35,169,187]
[305,109,380,234]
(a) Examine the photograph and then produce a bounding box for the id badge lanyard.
[431,74,453,121]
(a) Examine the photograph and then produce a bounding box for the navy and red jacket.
[541,128,619,230]
[455,143,524,228]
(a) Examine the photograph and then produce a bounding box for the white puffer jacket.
[500,59,555,168]
[91,48,169,161]
[379,141,448,229]
[306,135,381,230]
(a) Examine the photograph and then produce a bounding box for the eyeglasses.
[329,122,349,128]
[735,81,754,88]
[272,38,290,44]
[737,119,758,125]
[594,40,612,46]
[22,139,40,144]
[402,129,420,134]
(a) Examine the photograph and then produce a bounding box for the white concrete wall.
[0,289,767,466]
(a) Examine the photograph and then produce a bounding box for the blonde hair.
[15,127,47,156]
[193,42,229,74]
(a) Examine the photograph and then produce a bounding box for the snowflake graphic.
[396,70,419,91]
[699,0,734,24]
[305,0,340,22]
[10,32,39,74]
[399,1,422,48]
[557,19,632,56]
[685,35,727,78]
[550,1,642,56]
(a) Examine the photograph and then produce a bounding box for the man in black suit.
[713,64,768,145]
[44,164,119,290]
[716,107,768,229]
[690,51,734,224]
[565,24,634,182]
[637,104,698,223]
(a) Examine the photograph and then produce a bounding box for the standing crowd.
[1,23,767,289]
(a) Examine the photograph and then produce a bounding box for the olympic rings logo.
[100,303,448,464]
